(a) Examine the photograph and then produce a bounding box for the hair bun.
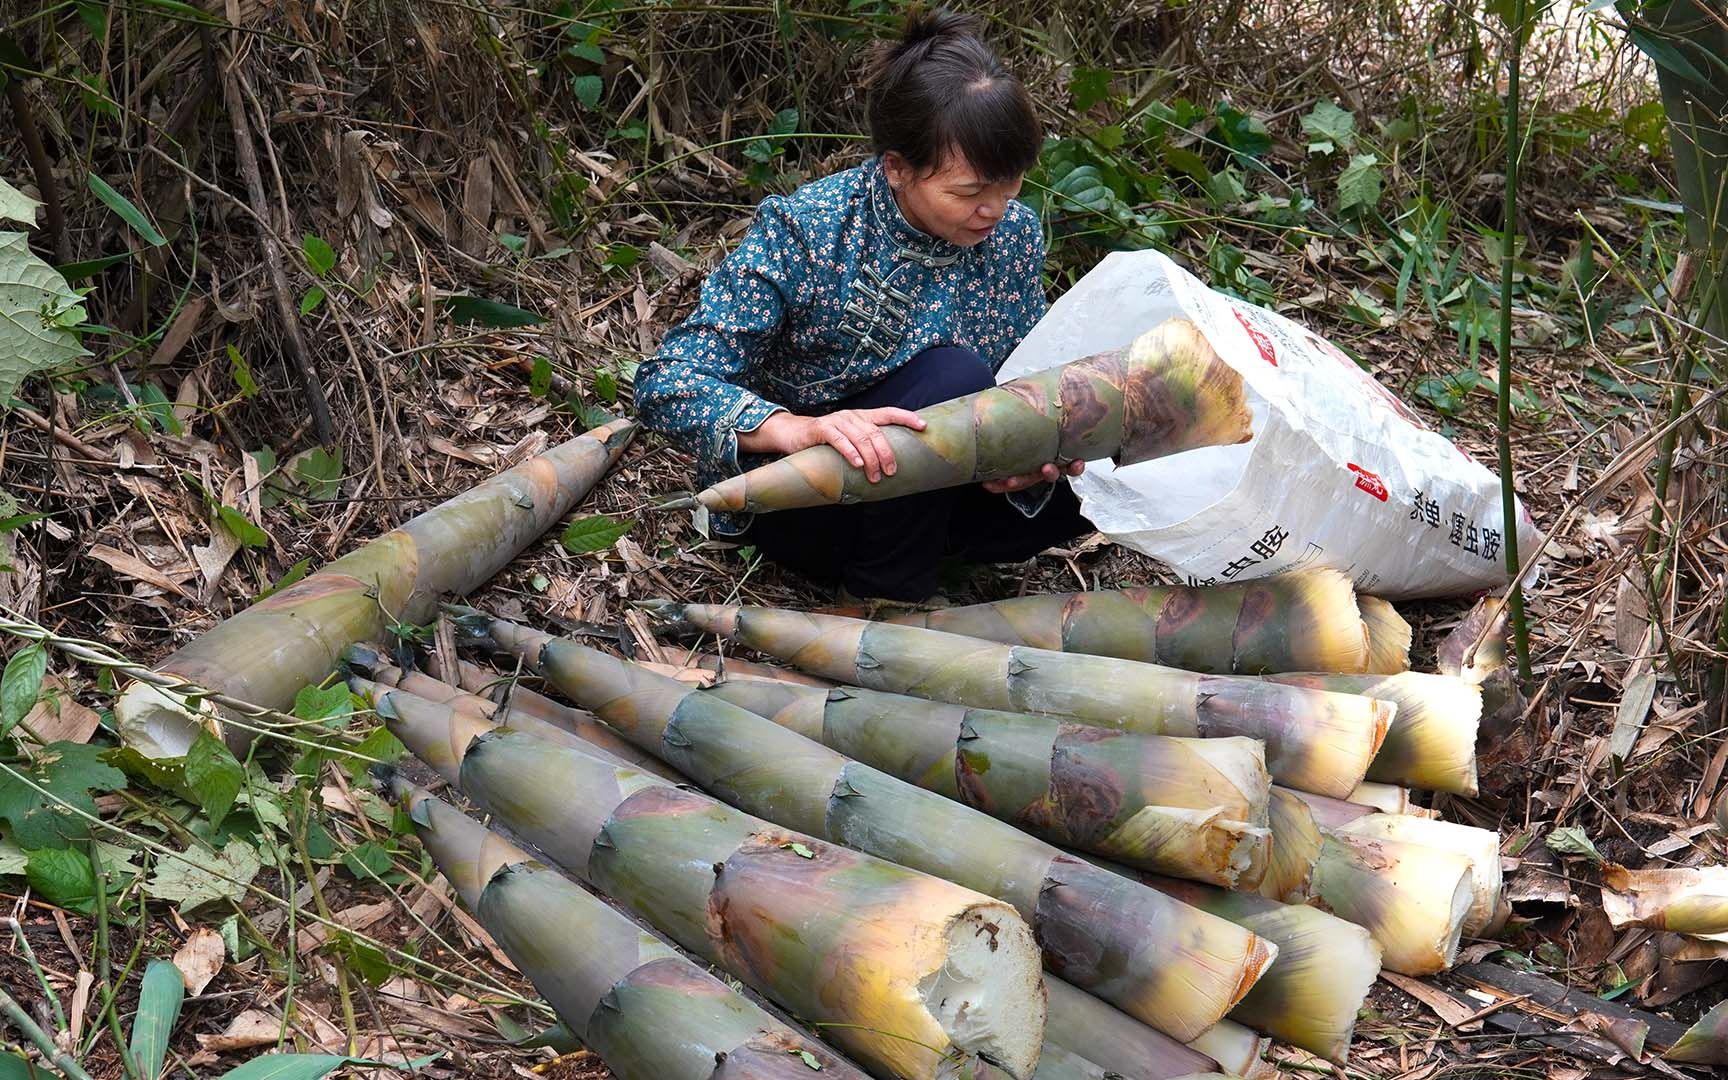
[863,6,980,88]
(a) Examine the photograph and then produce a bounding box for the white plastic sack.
[1001,250,1537,600]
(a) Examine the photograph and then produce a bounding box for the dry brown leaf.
[23,677,102,744]
[173,928,225,995]
[88,544,197,600]
[195,1009,281,1052]
[1380,970,1481,1027]
[296,899,395,954]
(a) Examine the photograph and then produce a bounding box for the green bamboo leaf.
[88,174,167,246]
[56,252,132,281]
[529,356,552,398]
[131,958,185,1078]
[25,845,96,912]
[0,1050,30,1078]
[298,285,326,316]
[214,1053,439,1080]
[560,514,632,553]
[0,642,47,738]
[254,557,310,602]
[227,343,259,398]
[443,295,547,328]
[301,234,336,277]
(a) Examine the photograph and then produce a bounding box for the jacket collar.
[865,157,963,269]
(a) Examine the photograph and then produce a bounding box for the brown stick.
[217,47,337,445]
[3,78,70,265]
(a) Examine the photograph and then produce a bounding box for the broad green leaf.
[88,174,167,246]
[214,1052,439,1080]
[443,295,547,328]
[593,367,619,402]
[498,232,528,254]
[131,959,185,1078]
[0,642,47,738]
[1337,153,1382,213]
[573,74,603,110]
[227,343,259,397]
[0,231,91,406]
[293,683,353,725]
[135,380,184,435]
[290,446,343,501]
[0,1053,32,1079]
[301,234,336,277]
[185,731,244,828]
[216,505,268,550]
[0,829,26,876]
[0,742,127,849]
[1624,26,1708,83]
[769,107,799,137]
[602,243,641,272]
[1300,100,1356,155]
[1215,103,1271,159]
[0,176,39,226]
[144,838,261,911]
[529,356,552,398]
[347,725,404,779]
[339,840,393,879]
[1068,67,1111,111]
[298,285,326,316]
[331,929,393,984]
[561,514,632,553]
[1545,826,1604,865]
[25,845,96,912]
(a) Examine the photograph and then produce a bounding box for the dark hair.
[863,8,1042,183]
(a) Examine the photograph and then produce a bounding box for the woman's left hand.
[982,459,1085,494]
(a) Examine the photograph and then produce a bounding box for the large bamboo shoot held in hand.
[673,318,1252,514]
[680,672,1271,889]
[380,689,1047,1080]
[386,777,867,1080]
[113,418,635,758]
[449,607,1276,1044]
[887,569,1371,676]
[651,602,1392,800]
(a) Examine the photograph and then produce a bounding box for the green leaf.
[0,231,91,406]
[1337,153,1382,213]
[1068,67,1111,111]
[0,176,40,227]
[443,295,547,328]
[1090,124,1126,150]
[0,829,26,876]
[301,234,336,277]
[782,841,815,859]
[794,1049,823,1070]
[593,367,619,402]
[560,514,632,554]
[1,642,47,738]
[214,1053,439,1080]
[0,742,127,849]
[498,232,528,255]
[217,505,269,549]
[184,732,244,829]
[1300,100,1356,155]
[56,252,132,281]
[131,959,185,1078]
[347,725,405,779]
[529,356,552,398]
[227,343,259,398]
[290,447,343,501]
[1215,103,1271,159]
[87,174,167,246]
[331,930,393,984]
[293,684,353,726]
[340,840,393,880]
[573,74,603,110]
[567,41,604,63]
[769,107,799,137]
[602,243,641,272]
[298,285,326,316]
[135,380,184,435]
[255,557,310,602]
[144,838,262,911]
[25,845,96,912]
[1545,826,1604,865]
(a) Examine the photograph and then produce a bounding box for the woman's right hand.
[741,408,927,483]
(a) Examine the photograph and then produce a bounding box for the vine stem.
[1495,0,1534,684]
[0,984,97,1080]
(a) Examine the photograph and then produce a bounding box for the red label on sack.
[1232,308,1278,366]
[1347,463,1389,501]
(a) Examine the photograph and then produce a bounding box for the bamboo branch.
[1495,0,1533,683]
[0,986,96,1080]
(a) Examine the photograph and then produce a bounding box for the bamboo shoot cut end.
[923,904,1047,1080]
[114,679,221,758]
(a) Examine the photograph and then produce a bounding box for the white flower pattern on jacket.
[635,156,1048,535]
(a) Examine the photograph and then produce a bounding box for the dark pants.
[740,346,1092,601]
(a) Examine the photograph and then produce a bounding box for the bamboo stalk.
[387,778,869,1080]
[654,602,1392,800]
[671,318,1252,514]
[342,644,683,781]
[1494,0,1534,681]
[676,672,1271,889]
[382,690,1047,1079]
[112,418,635,758]
[450,608,1277,1044]
[888,569,1371,676]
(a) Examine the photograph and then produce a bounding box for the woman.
[636,8,1089,603]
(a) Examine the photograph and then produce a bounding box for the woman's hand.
[741,408,927,483]
[982,459,1086,494]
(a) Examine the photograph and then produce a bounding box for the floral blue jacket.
[635,156,1048,535]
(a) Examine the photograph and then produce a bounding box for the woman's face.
[883,151,1023,248]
